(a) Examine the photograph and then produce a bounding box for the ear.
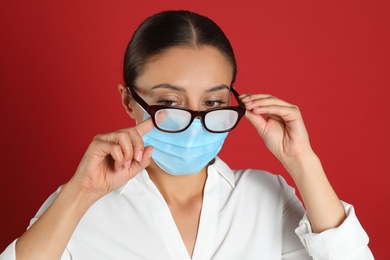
[118,84,136,119]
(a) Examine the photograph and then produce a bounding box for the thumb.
[245,110,267,137]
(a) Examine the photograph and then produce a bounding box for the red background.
[1,0,389,258]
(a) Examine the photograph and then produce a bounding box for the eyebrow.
[207,84,230,92]
[151,83,184,91]
[150,83,230,93]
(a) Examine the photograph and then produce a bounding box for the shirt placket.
[141,171,190,260]
[191,166,220,260]
[140,168,220,260]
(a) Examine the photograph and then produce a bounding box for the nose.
[188,105,203,120]
[186,99,202,113]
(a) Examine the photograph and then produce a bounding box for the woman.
[1,10,373,260]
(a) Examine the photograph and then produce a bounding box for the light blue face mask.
[141,112,228,175]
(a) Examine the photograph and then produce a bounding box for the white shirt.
[1,157,373,259]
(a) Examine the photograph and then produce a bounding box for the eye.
[157,99,179,106]
[204,100,227,108]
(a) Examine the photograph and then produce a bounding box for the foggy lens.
[205,110,238,132]
[156,108,191,131]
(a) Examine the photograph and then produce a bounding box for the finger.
[116,118,154,163]
[239,93,273,105]
[94,131,135,166]
[242,96,295,110]
[127,146,154,177]
[240,93,273,100]
[110,144,125,172]
[96,117,154,142]
[135,146,154,169]
[140,146,154,167]
[244,109,267,136]
[95,118,155,164]
[122,118,154,162]
[250,105,301,122]
[90,140,125,172]
[105,146,154,186]
[134,117,155,137]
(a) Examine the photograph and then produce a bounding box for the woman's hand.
[240,94,314,166]
[68,118,155,200]
[241,93,346,232]
[15,119,155,260]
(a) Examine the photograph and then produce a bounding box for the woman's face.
[129,46,234,123]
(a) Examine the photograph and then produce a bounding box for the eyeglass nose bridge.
[191,110,207,119]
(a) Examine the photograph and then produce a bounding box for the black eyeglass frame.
[127,86,246,133]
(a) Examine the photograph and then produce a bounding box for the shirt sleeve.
[295,201,374,260]
[0,239,71,260]
[0,240,16,260]
[0,187,72,260]
[278,175,313,260]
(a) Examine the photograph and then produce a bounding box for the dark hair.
[123,10,237,87]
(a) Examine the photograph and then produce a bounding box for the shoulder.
[234,169,298,208]
[234,168,291,191]
[213,157,295,201]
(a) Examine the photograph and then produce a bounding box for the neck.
[146,161,207,205]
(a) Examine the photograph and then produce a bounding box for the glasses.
[127,86,246,133]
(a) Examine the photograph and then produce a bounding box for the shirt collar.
[120,156,236,194]
[208,156,236,189]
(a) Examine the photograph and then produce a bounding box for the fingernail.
[125,160,131,168]
[136,151,143,162]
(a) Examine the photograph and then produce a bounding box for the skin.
[15,46,345,259]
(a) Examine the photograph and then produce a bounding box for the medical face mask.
[141,112,228,175]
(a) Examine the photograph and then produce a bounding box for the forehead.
[135,46,233,91]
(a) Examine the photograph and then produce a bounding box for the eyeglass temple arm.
[231,87,245,107]
[127,86,149,111]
